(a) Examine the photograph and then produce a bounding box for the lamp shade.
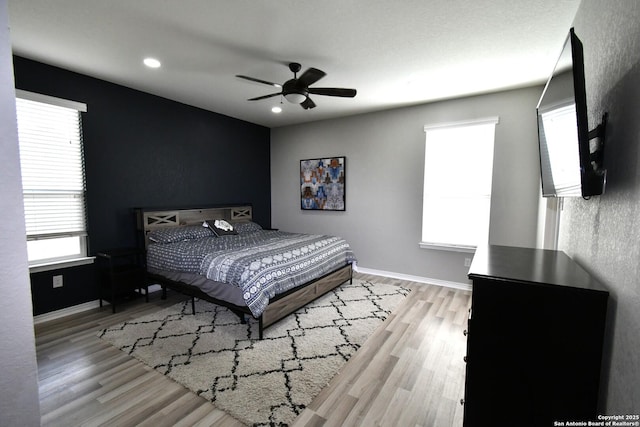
[284,92,307,104]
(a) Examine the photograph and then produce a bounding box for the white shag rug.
[99,279,410,426]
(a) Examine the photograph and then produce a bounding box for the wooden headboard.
[135,205,252,247]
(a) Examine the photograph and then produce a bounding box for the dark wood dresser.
[463,245,608,426]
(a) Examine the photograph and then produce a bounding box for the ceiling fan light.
[143,57,161,68]
[284,92,306,104]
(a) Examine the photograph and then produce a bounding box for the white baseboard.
[148,284,162,294]
[33,300,106,325]
[354,265,472,291]
[33,284,164,325]
[33,270,470,325]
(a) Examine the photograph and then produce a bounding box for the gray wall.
[560,0,640,413]
[0,0,41,424]
[271,86,542,285]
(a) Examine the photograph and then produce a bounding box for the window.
[15,90,89,267]
[421,117,498,251]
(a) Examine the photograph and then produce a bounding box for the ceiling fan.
[236,62,357,109]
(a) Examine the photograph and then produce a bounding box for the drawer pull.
[463,329,468,336]
[460,398,465,405]
[463,356,467,363]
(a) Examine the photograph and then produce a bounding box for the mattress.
[146,267,247,307]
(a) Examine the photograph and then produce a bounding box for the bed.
[135,205,356,338]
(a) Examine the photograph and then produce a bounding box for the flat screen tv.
[536,28,606,198]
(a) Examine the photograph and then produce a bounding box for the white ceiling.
[8,0,580,128]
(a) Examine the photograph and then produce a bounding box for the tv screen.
[536,28,605,198]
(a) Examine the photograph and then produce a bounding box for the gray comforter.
[146,230,356,316]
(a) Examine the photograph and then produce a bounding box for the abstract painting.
[300,157,346,211]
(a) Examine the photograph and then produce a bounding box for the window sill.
[419,242,477,253]
[29,256,95,273]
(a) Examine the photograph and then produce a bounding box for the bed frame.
[135,205,353,339]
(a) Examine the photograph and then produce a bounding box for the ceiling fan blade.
[301,97,316,109]
[308,87,357,98]
[247,92,282,101]
[297,68,326,87]
[236,75,282,88]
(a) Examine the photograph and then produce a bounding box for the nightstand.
[96,247,148,313]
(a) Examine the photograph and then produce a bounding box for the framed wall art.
[300,156,346,211]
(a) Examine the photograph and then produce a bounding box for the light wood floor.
[35,272,471,426]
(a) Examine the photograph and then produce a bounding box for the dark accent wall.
[13,56,271,315]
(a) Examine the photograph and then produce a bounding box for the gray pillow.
[148,225,211,244]
[233,221,263,234]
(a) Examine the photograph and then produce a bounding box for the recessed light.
[271,106,282,113]
[143,57,161,68]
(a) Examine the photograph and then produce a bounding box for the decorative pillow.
[148,225,211,244]
[233,221,263,234]
[204,219,238,236]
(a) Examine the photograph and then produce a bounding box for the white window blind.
[421,118,498,250]
[15,91,88,265]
